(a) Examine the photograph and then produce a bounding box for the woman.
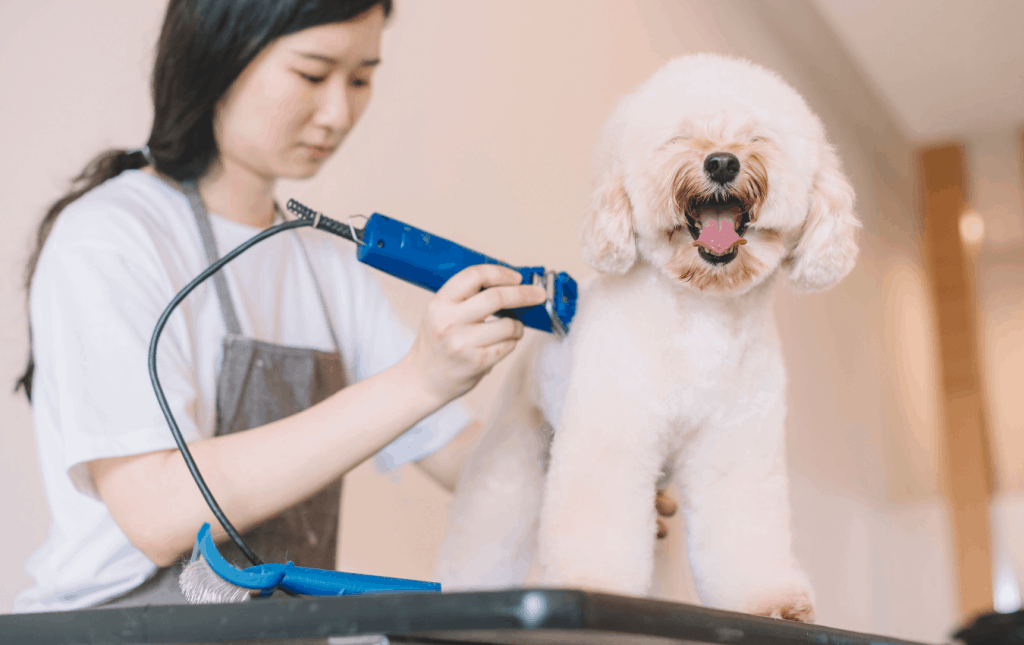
[13,0,545,611]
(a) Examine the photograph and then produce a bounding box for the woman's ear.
[580,169,638,274]
[786,146,860,292]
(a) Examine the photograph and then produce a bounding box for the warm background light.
[960,211,986,247]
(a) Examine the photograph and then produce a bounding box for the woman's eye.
[300,73,327,84]
[350,78,370,88]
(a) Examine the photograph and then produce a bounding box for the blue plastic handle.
[194,523,440,596]
[356,214,576,335]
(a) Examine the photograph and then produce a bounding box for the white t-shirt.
[14,169,473,613]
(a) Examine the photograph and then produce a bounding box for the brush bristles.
[179,556,255,604]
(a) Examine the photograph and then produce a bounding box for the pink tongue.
[696,206,742,255]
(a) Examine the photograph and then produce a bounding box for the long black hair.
[16,0,393,401]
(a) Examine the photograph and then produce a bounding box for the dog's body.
[436,54,859,623]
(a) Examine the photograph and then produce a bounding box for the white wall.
[0,1,959,640]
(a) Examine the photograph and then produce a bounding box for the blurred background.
[1,1,1021,641]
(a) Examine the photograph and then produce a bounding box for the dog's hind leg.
[434,346,550,590]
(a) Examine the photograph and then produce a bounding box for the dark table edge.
[0,589,946,645]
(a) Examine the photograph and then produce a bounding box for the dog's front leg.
[535,379,665,597]
[435,347,550,590]
[677,395,815,622]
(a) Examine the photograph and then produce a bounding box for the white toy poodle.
[435,54,859,623]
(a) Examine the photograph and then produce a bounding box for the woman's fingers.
[477,338,519,372]
[436,264,525,304]
[457,284,547,324]
[435,319,524,373]
[453,317,525,351]
[437,265,546,316]
[406,265,544,405]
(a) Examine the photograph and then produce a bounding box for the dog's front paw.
[746,587,816,623]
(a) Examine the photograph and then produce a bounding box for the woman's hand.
[403,265,547,406]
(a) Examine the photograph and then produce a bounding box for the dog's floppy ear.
[786,146,860,292]
[580,169,638,273]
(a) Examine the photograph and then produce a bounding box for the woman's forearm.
[90,356,446,567]
[91,265,546,567]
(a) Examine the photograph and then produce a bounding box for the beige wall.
[0,0,166,618]
[0,0,960,640]
[967,129,1024,493]
[964,127,1024,611]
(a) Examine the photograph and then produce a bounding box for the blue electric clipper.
[285,200,578,337]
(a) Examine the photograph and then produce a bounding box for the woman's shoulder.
[48,169,191,254]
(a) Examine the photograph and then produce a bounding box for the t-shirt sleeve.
[341,256,474,472]
[30,206,202,499]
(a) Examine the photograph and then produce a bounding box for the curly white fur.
[435,54,860,623]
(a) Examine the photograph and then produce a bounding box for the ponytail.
[14,0,393,403]
[15,147,152,401]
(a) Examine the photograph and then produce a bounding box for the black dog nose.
[704,152,741,184]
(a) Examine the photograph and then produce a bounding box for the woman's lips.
[305,144,335,157]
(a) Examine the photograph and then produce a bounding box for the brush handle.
[278,564,440,596]
[194,523,440,596]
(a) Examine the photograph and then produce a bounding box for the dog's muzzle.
[684,195,753,265]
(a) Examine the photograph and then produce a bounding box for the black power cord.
[148,201,358,567]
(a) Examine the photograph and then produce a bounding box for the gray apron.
[98,180,347,609]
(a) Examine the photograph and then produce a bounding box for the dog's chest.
[533,302,760,433]
[655,311,755,417]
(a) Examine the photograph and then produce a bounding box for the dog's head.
[581,54,860,295]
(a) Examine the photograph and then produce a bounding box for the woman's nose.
[315,81,354,133]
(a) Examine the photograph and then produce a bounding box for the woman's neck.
[196,160,278,229]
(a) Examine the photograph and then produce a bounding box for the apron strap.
[180,180,244,337]
[180,180,342,354]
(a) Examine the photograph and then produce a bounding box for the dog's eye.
[750,136,765,143]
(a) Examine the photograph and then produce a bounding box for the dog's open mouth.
[684,195,753,264]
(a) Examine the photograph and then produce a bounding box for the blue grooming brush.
[179,523,440,603]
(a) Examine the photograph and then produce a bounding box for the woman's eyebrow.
[293,51,381,67]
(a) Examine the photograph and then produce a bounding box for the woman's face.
[212,5,385,181]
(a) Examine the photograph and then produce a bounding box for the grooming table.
[0,589,940,645]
